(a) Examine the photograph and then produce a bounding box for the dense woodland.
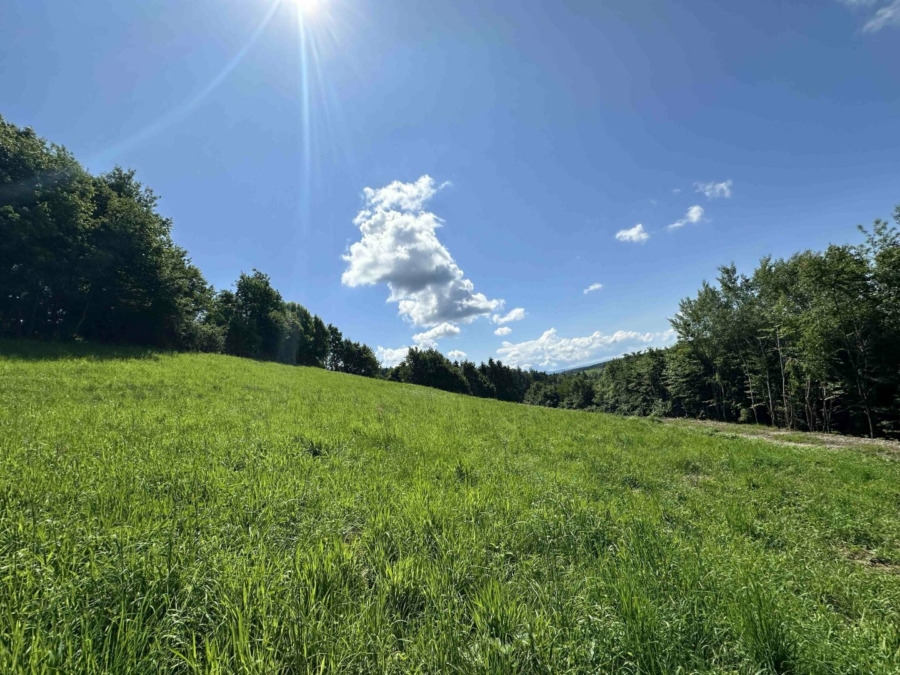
[0,116,537,391]
[3,116,899,437]
[386,347,545,403]
[529,218,900,439]
[0,117,378,375]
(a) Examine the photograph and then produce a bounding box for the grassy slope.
[1,341,899,674]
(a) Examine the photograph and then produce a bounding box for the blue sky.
[3,0,899,368]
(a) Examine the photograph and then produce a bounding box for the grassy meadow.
[1,340,899,674]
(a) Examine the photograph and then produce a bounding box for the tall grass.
[1,340,899,673]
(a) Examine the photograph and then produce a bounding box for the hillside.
[2,340,899,673]
[557,359,612,376]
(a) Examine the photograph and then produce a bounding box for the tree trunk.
[775,332,792,429]
[73,287,93,339]
[26,284,41,337]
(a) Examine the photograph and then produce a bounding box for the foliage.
[0,116,376,379]
[459,360,497,399]
[594,349,669,417]
[666,222,900,438]
[211,270,286,360]
[0,119,212,348]
[1,341,899,673]
[390,348,472,395]
[530,209,900,439]
[387,351,543,403]
[4,115,899,436]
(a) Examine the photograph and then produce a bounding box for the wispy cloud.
[694,180,732,199]
[838,0,900,31]
[496,328,676,369]
[447,350,467,360]
[494,326,513,336]
[864,0,900,30]
[668,205,705,230]
[583,283,604,295]
[615,224,650,243]
[492,308,526,325]
[342,176,502,327]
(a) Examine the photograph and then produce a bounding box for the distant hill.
[556,359,614,376]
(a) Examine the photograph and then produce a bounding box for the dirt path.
[668,418,900,459]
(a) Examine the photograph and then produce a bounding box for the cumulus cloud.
[342,176,503,327]
[362,175,445,212]
[668,205,705,230]
[583,282,603,295]
[838,0,900,31]
[447,350,467,360]
[376,346,409,367]
[412,322,460,348]
[615,224,650,243]
[494,326,513,336]
[496,328,675,369]
[694,180,732,199]
[492,308,526,324]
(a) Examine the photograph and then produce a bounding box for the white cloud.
[496,328,675,369]
[412,322,460,348]
[491,307,526,324]
[668,205,705,230]
[583,282,603,295]
[657,328,678,343]
[839,0,900,31]
[615,224,650,243]
[447,350,467,360]
[342,176,503,327]
[864,0,900,30]
[494,326,513,336]
[694,180,732,199]
[672,188,682,194]
[362,175,445,212]
[376,346,409,368]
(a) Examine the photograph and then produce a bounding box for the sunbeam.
[290,0,348,287]
[92,0,283,165]
[292,0,350,220]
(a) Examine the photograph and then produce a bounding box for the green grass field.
[2,341,899,674]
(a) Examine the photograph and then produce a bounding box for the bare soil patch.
[669,419,900,458]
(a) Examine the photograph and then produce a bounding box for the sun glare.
[295,0,322,17]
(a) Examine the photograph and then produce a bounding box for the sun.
[295,0,323,16]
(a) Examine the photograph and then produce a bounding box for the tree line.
[4,116,899,436]
[0,116,553,397]
[526,211,900,439]
[385,347,546,403]
[0,116,378,376]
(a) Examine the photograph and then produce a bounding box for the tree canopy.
[4,115,898,437]
[0,116,377,378]
[526,211,900,439]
